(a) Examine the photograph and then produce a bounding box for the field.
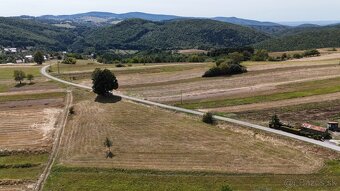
[0,64,68,190]
[43,90,340,190]
[44,162,340,191]
[3,51,340,190]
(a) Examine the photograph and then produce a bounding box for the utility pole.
[180,90,183,105]
[57,61,60,74]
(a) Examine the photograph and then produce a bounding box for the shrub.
[115,63,125,67]
[293,53,303,59]
[303,49,320,57]
[220,185,233,191]
[62,57,77,64]
[251,49,269,61]
[202,112,215,124]
[69,106,75,115]
[202,66,222,77]
[203,59,247,77]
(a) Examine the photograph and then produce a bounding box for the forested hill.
[1,16,340,52]
[75,19,270,51]
[0,17,80,50]
[254,25,340,51]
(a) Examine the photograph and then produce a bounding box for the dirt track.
[34,90,72,191]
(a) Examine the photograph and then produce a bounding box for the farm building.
[327,122,339,132]
[300,123,329,137]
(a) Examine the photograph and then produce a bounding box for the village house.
[4,48,17,53]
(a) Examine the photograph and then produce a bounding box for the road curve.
[41,65,340,152]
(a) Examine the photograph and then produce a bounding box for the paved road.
[41,65,340,152]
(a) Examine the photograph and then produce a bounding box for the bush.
[303,49,320,57]
[251,49,269,61]
[293,53,303,59]
[203,59,247,77]
[62,57,77,64]
[115,63,125,67]
[202,112,215,124]
[202,66,222,77]
[69,106,75,115]
[220,185,233,191]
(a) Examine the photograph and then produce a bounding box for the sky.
[0,0,340,22]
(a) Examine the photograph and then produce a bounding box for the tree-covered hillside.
[78,19,269,51]
[255,25,340,51]
[0,17,80,50]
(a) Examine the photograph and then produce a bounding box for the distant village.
[0,46,67,64]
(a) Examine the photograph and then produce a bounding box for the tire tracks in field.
[34,90,73,191]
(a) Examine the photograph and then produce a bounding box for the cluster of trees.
[96,50,208,64]
[203,52,248,77]
[13,70,34,84]
[268,49,320,62]
[62,57,77,64]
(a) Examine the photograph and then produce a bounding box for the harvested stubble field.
[0,93,65,151]
[0,86,67,190]
[71,59,340,101]
[219,99,340,127]
[58,91,338,174]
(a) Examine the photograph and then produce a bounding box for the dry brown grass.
[58,93,337,174]
[119,61,340,103]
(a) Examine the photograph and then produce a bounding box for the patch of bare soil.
[0,99,64,151]
[0,180,35,191]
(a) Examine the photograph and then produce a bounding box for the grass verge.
[0,153,48,180]
[44,162,340,191]
[0,92,65,102]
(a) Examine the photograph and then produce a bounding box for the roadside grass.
[0,83,9,93]
[0,153,48,180]
[0,92,65,102]
[0,66,41,80]
[178,78,340,109]
[44,163,340,191]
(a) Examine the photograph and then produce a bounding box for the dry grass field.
[0,96,65,151]
[58,91,337,174]
[0,64,68,190]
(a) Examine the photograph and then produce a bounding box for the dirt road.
[34,90,73,191]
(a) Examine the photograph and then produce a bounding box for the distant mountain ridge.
[38,11,283,27]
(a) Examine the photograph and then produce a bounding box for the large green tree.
[34,51,44,65]
[91,68,119,96]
